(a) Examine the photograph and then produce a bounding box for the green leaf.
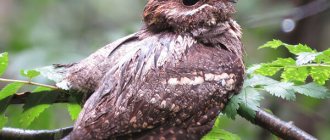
[271,58,296,66]
[292,83,330,99]
[310,67,330,85]
[281,67,309,83]
[285,44,314,55]
[0,115,8,129]
[264,82,296,101]
[224,95,240,119]
[20,69,41,79]
[315,49,330,63]
[20,104,51,128]
[244,75,278,88]
[237,105,257,123]
[238,87,263,118]
[255,65,281,76]
[224,86,263,119]
[0,82,24,101]
[296,52,319,65]
[0,52,9,77]
[32,86,52,93]
[203,129,240,140]
[0,97,12,114]
[255,58,296,76]
[67,96,82,121]
[259,39,283,49]
[19,86,57,128]
[246,65,261,75]
[0,83,22,114]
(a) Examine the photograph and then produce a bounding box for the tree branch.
[0,127,73,140]
[10,90,70,104]
[238,109,317,140]
[5,92,317,140]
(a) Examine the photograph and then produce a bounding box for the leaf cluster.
[258,40,330,85]
[224,40,330,120]
[0,52,81,130]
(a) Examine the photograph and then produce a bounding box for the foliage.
[19,87,57,128]
[220,40,330,139]
[0,52,8,77]
[20,70,41,80]
[257,40,330,85]
[203,117,241,140]
[67,95,82,121]
[0,116,8,130]
[0,52,81,130]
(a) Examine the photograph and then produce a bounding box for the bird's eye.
[182,0,200,6]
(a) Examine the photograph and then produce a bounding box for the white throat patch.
[183,4,214,16]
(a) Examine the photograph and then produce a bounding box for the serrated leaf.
[67,96,82,121]
[246,65,261,75]
[203,117,241,140]
[0,83,23,114]
[0,52,8,77]
[0,97,11,114]
[0,82,24,101]
[224,95,240,119]
[239,87,263,111]
[271,58,296,66]
[244,75,278,88]
[292,83,330,99]
[255,65,281,76]
[237,87,262,118]
[19,86,57,128]
[254,58,295,76]
[259,39,283,49]
[237,105,257,122]
[285,44,314,55]
[281,67,308,83]
[32,86,52,93]
[203,128,241,140]
[310,67,330,85]
[264,82,296,101]
[315,49,330,63]
[20,69,41,79]
[296,52,319,65]
[20,104,51,128]
[0,115,8,129]
[224,87,263,119]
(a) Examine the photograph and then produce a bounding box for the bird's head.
[143,0,237,32]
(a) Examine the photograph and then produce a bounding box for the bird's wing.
[53,33,139,94]
[68,29,244,139]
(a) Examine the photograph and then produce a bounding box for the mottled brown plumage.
[60,0,244,139]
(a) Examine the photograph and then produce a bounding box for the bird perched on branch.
[58,0,244,139]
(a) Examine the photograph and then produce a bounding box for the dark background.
[0,0,329,139]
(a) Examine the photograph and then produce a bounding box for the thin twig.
[0,78,58,89]
[0,126,73,140]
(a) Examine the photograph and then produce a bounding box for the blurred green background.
[0,0,329,139]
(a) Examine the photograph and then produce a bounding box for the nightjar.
[59,0,245,139]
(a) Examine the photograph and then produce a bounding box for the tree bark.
[239,109,317,140]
